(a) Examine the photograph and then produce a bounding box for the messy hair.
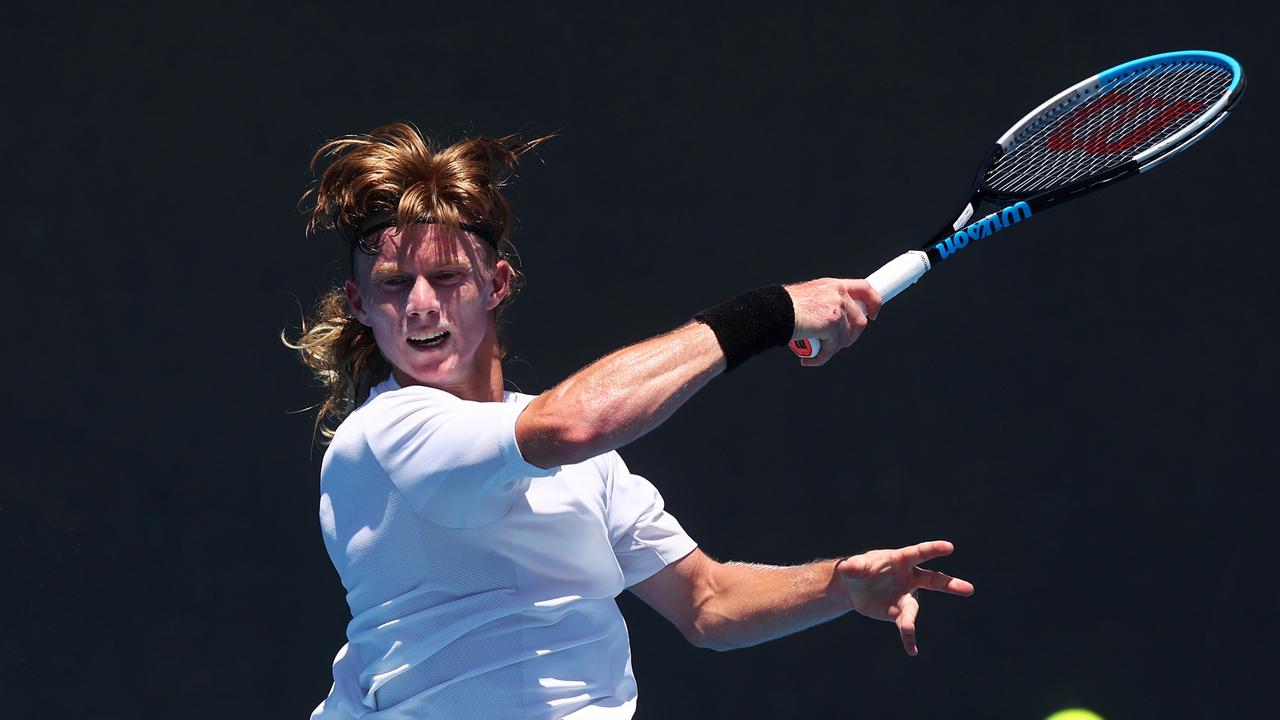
[284,121,551,441]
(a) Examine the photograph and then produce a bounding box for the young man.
[291,122,974,720]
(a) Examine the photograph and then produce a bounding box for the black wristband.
[693,285,795,372]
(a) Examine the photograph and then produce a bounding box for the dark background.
[8,2,1277,718]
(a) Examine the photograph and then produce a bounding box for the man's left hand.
[835,540,975,656]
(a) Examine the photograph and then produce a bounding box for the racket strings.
[1027,65,1227,189]
[993,66,1203,190]
[992,63,1224,192]
[989,62,1227,192]
[985,60,1233,194]
[990,62,1223,191]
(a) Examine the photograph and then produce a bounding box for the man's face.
[345,223,511,394]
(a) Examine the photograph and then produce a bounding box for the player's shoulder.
[357,377,461,422]
[324,378,446,450]
[333,377,541,447]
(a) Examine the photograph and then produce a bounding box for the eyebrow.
[370,258,470,274]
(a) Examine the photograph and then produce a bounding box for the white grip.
[789,250,931,358]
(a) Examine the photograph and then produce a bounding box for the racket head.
[981,51,1244,199]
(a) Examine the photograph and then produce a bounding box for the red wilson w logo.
[1046,92,1205,155]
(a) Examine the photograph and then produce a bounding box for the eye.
[380,276,409,287]
[435,271,465,284]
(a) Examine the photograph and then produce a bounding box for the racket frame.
[789,50,1244,359]
[928,50,1245,266]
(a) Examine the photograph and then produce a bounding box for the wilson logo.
[1046,92,1205,155]
[935,202,1031,260]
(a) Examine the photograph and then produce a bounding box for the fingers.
[896,540,954,567]
[798,292,867,366]
[845,279,883,322]
[901,541,973,595]
[799,339,841,367]
[913,567,975,596]
[787,278,879,367]
[839,293,869,348]
[896,593,920,656]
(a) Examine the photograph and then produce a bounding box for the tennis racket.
[790,50,1245,359]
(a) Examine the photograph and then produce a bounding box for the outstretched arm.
[630,541,973,654]
[515,279,882,468]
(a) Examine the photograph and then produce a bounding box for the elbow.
[689,635,736,653]
[555,420,607,462]
[686,615,738,652]
[518,406,608,468]
[679,555,739,651]
[544,416,608,466]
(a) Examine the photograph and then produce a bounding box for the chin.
[389,334,486,391]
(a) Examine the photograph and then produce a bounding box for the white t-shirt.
[311,376,697,720]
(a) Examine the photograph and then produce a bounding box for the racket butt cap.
[789,338,818,358]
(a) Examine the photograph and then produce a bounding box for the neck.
[459,330,505,402]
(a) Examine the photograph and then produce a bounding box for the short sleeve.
[604,453,697,587]
[359,386,552,528]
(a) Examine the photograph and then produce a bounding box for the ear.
[344,278,372,327]
[486,259,513,311]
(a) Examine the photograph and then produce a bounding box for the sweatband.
[693,285,795,372]
[353,213,497,249]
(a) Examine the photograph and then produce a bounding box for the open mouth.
[406,330,449,349]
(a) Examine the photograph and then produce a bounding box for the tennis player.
[290,122,974,720]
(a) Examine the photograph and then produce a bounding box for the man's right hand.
[784,278,883,366]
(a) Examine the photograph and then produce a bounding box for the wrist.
[692,285,794,372]
[828,557,854,613]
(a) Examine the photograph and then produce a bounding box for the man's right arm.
[515,278,882,469]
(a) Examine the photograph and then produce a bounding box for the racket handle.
[789,250,931,358]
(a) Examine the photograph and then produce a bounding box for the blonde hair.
[285,122,551,441]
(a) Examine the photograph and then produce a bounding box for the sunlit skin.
[345,223,973,653]
[345,223,512,402]
[630,541,973,654]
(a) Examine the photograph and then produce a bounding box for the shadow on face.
[355,222,497,287]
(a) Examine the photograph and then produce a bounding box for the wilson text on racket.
[936,201,1032,260]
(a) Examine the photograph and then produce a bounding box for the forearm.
[694,559,851,651]
[516,321,726,467]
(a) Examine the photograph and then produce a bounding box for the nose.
[405,276,440,318]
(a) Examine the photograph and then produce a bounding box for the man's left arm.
[630,541,974,655]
